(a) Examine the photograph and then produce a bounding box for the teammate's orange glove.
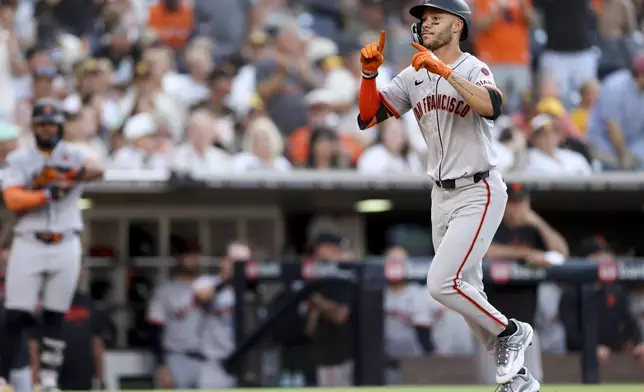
[410,42,452,79]
[360,30,386,76]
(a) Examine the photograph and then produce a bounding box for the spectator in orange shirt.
[288,89,362,167]
[147,0,194,51]
[472,0,537,112]
[569,79,599,135]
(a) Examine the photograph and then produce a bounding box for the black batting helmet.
[32,98,65,149]
[410,0,472,42]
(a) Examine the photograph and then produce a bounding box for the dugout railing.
[226,258,644,385]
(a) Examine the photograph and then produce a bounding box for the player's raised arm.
[358,31,411,130]
[410,42,503,120]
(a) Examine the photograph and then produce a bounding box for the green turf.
[145,386,644,392]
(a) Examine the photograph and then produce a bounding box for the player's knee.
[426,268,452,302]
[4,309,35,332]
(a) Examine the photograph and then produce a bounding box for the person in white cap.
[110,113,169,170]
[523,114,592,176]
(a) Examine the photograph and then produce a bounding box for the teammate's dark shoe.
[495,367,540,392]
[495,319,534,383]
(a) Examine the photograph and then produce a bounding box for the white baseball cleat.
[496,367,540,392]
[495,319,534,384]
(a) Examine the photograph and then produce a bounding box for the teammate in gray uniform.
[383,246,432,385]
[357,1,537,391]
[0,98,104,391]
[147,242,205,389]
[192,241,249,388]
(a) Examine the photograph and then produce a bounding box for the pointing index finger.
[410,41,427,52]
[378,30,386,52]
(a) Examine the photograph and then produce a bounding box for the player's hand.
[156,364,174,389]
[47,180,76,201]
[360,30,386,75]
[597,345,611,365]
[410,42,452,78]
[194,285,215,303]
[523,250,552,269]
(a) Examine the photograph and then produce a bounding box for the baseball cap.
[209,63,236,83]
[579,235,612,257]
[134,60,152,79]
[536,97,565,117]
[529,114,554,135]
[506,182,529,201]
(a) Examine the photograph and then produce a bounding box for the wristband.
[361,71,378,79]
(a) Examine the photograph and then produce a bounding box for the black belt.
[34,231,66,244]
[435,170,489,190]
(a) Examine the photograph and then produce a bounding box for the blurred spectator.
[305,127,351,170]
[345,0,389,54]
[92,23,142,86]
[492,116,528,175]
[197,65,236,150]
[383,246,432,385]
[171,109,232,178]
[147,0,194,51]
[471,0,536,113]
[30,66,57,102]
[587,51,644,170]
[288,88,362,167]
[357,118,422,174]
[535,96,591,161]
[592,0,639,78]
[0,121,17,167]
[0,0,27,123]
[14,46,52,102]
[64,104,109,162]
[163,41,212,108]
[536,0,598,108]
[511,89,537,135]
[560,235,644,366]
[228,30,271,118]
[110,112,169,170]
[569,78,600,135]
[255,17,313,135]
[194,0,252,63]
[483,181,570,384]
[306,0,344,41]
[523,114,592,176]
[233,116,291,172]
[38,0,102,41]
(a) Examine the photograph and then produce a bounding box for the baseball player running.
[0,98,104,391]
[357,1,537,391]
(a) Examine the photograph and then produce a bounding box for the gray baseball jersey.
[2,141,87,233]
[378,53,500,181]
[384,283,431,359]
[147,279,205,354]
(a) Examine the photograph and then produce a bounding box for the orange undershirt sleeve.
[359,78,381,122]
[3,186,49,213]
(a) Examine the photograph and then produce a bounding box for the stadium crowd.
[0,0,643,176]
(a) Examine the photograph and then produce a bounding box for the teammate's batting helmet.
[32,98,65,149]
[410,0,472,42]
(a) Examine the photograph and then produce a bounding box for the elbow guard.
[483,88,503,121]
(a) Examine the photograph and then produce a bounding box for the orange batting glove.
[360,30,386,77]
[410,42,452,79]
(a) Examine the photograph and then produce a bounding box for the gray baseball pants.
[427,169,509,352]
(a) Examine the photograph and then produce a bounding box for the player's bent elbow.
[357,114,377,130]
